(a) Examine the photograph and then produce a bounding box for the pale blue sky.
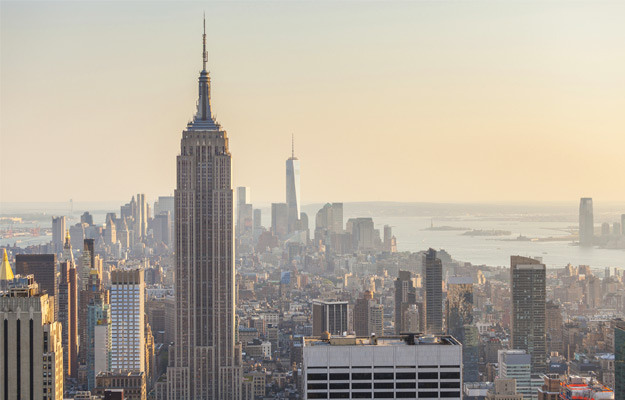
[1,1,624,204]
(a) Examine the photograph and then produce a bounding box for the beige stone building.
[0,275,64,399]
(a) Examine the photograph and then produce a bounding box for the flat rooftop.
[304,334,461,347]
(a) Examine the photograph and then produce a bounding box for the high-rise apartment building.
[312,300,349,336]
[87,301,111,390]
[166,19,242,399]
[286,137,301,233]
[424,248,443,334]
[303,334,463,400]
[15,253,58,319]
[579,198,594,246]
[52,216,66,253]
[394,270,416,334]
[110,268,145,372]
[511,256,546,374]
[545,301,563,356]
[0,275,64,399]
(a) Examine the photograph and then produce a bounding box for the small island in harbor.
[461,229,512,236]
[422,226,470,231]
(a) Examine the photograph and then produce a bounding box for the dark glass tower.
[424,248,443,334]
[511,255,546,374]
[167,19,241,400]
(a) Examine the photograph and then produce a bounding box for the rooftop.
[304,334,461,347]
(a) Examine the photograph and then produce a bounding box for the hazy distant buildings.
[271,203,288,239]
[0,275,64,399]
[236,187,253,238]
[579,197,594,246]
[286,138,301,233]
[347,217,376,251]
[424,248,443,334]
[511,256,546,374]
[52,216,66,253]
[312,300,349,336]
[166,22,242,399]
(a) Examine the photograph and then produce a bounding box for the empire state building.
[167,20,242,400]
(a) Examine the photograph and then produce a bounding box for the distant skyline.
[2,1,624,203]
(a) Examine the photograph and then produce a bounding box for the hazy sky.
[1,1,624,205]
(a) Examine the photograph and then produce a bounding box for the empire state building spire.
[189,15,220,131]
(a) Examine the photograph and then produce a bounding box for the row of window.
[308,381,460,390]
[308,372,460,381]
[307,392,461,399]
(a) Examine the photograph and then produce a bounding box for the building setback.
[166,18,242,399]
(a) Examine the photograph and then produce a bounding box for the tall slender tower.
[286,134,301,233]
[510,255,546,374]
[579,197,594,246]
[167,18,241,400]
[424,248,443,334]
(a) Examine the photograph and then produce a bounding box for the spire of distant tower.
[202,13,208,71]
[292,133,295,158]
[0,249,15,282]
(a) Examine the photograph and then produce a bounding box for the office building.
[312,300,349,336]
[87,301,111,390]
[166,20,242,399]
[579,198,594,246]
[545,301,563,356]
[537,374,560,400]
[346,217,377,251]
[615,320,625,399]
[303,334,462,400]
[110,268,145,372]
[286,136,301,233]
[511,256,547,374]
[52,216,66,253]
[499,350,535,400]
[94,371,146,400]
[59,259,78,379]
[424,248,443,334]
[488,379,524,400]
[236,187,253,238]
[447,276,477,381]
[15,253,58,319]
[0,275,64,399]
[272,203,288,239]
[354,291,384,337]
[394,270,417,334]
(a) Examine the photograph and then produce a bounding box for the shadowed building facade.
[166,19,242,400]
[511,256,546,375]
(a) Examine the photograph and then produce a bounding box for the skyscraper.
[286,135,301,233]
[312,300,349,336]
[579,197,594,246]
[110,269,144,372]
[424,248,443,334]
[58,259,78,379]
[394,270,416,334]
[52,216,66,253]
[0,275,64,399]
[167,19,241,400]
[446,276,477,382]
[271,203,288,239]
[511,256,546,374]
[614,320,625,399]
[15,253,58,319]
